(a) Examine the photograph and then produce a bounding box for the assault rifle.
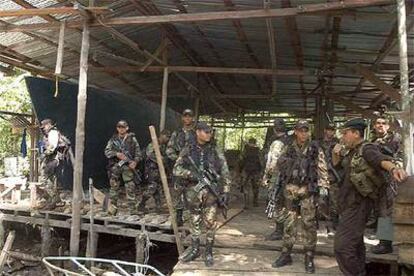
[114,141,142,184]
[187,156,228,219]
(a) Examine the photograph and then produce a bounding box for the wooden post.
[55,21,65,76]
[29,113,36,182]
[135,234,145,263]
[149,126,184,255]
[0,214,5,248]
[160,45,168,132]
[86,178,97,259]
[193,97,200,123]
[397,0,414,174]
[70,18,90,257]
[0,231,15,272]
[41,214,51,257]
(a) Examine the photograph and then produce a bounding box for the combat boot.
[137,196,149,213]
[266,223,284,241]
[180,238,200,262]
[371,240,393,254]
[176,209,184,227]
[204,240,214,267]
[272,252,292,268]
[154,196,162,213]
[304,251,315,274]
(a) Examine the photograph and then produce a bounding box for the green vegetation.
[0,72,32,174]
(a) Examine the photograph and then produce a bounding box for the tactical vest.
[109,133,138,163]
[176,128,196,151]
[349,142,385,199]
[241,145,261,172]
[189,143,222,174]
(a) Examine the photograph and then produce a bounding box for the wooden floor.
[173,202,399,275]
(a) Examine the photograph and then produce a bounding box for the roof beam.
[0,0,394,32]
[264,0,277,96]
[326,94,376,119]
[0,7,107,17]
[92,65,305,76]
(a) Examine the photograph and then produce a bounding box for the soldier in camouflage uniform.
[370,117,403,254]
[272,120,329,274]
[332,118,406,275]
[174,122,231,267]
[137,129,171,213]
[104,120,143,214]
[262,118,291,240]
[318,124,340,236]
[239,138,262,208]
[38,119,70,210]
[166,109,196,226]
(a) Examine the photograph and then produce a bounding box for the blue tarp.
[26,77,179,189]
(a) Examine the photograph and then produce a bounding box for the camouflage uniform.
[138,142,167,211]
[276,140,329,253]
[39,126,69,208]
[166,127,196,223]
[319,137,340,231]
[263,133,291,240]
[104,132,143,210]
[239,143,262,207]
[174,140,231,266]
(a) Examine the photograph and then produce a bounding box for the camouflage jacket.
[173,142,231,193]
[104,132,143,164]
[264,134,291,176]
[166,127,196,162]
[319,137,340,182]
[279,139,329,192]
[145,142,168,168]
[239,144,262,173]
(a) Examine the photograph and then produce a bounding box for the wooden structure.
[0,0,413,270]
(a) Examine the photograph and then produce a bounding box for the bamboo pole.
[70,18,90,257]
[55,21,65,76]
[396,0,413,174]
[148,126,184,255]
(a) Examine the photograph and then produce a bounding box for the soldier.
[370,116,403,254]
[239,138,262,208]
[104,120,143,214]
[262,118,291,240]
[38,119,71,210]
[272,120,329,274]
[137,129,171,213]
[332,118,407,276]
[318,123,340,236]
[166,109,196,226]
[174,122,231,267]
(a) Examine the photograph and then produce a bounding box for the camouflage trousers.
[240,170,260,205]
[275,184,317,252]
[318,182,339,229]
[184,186,218,243]
[142,168,162,205]
[109,165,136,209]
[39,157,60,203]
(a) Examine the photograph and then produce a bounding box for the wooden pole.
[29,113,36,182]
[55,21,65,76]
[86,178,97,260]
[160,46,169,132]
[70,18,90,257]
[0,231,15,271]
[397,0,414,174]
[193,97,200,123]
[148,126,184,255]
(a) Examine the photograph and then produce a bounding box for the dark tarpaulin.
[25,76,179,189]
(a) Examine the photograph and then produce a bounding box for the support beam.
[55,21,65,76]
[160,48,168,132]
[352,64,401,101]
[327,94,376,119]
[93,65,305,76]
[397,0,414,174]
[70,19,90,257]
[0,0,394,32]
[0,7,107,17]
[264,0,277,95]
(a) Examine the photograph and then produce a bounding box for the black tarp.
[26,77,179,189]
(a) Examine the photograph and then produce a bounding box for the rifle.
[114,141,142,184]
[187,156,228,219]
[265,172,282,219]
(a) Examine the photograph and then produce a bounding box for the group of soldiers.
[37,111,408,274]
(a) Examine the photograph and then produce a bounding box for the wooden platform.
[173,203,400,275]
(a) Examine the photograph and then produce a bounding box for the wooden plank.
[0,0,393,31]
[54,21,65,76]
[0,7,107,17]
[0,185,15,199]
[0,230,15,271]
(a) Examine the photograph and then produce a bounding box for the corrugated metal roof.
[0,0,412,117]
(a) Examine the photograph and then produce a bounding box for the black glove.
[220,192,229,206]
